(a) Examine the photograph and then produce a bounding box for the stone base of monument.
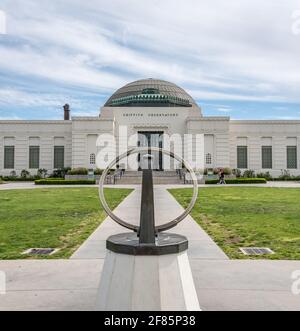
[96,156,201,311]
[95,233,201,311]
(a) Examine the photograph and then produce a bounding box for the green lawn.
[170,187,300,260]
[0,188,132,259]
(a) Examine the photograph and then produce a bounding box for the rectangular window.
[29,146,40,169]
[287,146,297,169]
[237,146,248,169]
[54,146,64,169]
[4,146,15,169]
[262,146,273,169]
[205,153,212,165]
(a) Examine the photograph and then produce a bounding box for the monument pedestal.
[95,241,201,311]
[96,159,201,311]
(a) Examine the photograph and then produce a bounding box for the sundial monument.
[96,147,201,311]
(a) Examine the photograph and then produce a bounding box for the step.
[122,171,179,178]
[116,177,183,185]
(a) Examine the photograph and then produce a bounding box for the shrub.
[271,177,300,181]
[243,170,256,178]
[205,178,267,185]
[205,168,232,176]
[66,168,105,176]
[67,168,88,175]
[269,171,300,181]
[10,171,17,178]
[35,179,96,185]
[1,176,38,182]
[20,170,30,178]
[278,169,291,180]
[223,168,232,175]
[232,169,242,178]
[37,169,48,178]
[50,168,71,178]
[257,171,273,180]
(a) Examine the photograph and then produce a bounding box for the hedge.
[269,177,300,182]
[1,177,39,182]
[67,168,89,175]
[35,179,96,185]
[67,168,104,176]
[205,178,267,185]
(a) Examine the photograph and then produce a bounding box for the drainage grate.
[240,247,274,256]
[22,248,58,256]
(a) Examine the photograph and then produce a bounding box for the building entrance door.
[138,131,163,171]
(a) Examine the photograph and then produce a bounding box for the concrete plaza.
[0,185,300,310]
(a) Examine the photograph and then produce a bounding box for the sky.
[0,0,300,120]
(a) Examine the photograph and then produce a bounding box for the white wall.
[1,114,299,178]
[71,117,114,169]
[229,121,300,176]
[105,106,202,170]
[0,121,72,176]
[187,117,231,169]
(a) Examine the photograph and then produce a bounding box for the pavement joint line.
[4,288,99,293]
[191,288,292,293]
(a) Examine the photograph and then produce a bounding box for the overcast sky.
[0,0,300,120]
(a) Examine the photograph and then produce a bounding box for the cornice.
[186,116,230,122]
[230,120,300,125]
[0,120,72,125]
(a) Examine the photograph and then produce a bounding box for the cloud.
[0,115,22,120]
[0,88,86,108]
[0,0,300,120]
[273,106,288,111]
[217,107,232,113]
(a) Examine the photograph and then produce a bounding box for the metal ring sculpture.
[99,147,199,233]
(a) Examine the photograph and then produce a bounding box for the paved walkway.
[1,181,300,191]
[1,258,300,311]
[71,187,227,260]
[0,187,300,311]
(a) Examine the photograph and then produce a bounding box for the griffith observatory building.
[0,79,299,177]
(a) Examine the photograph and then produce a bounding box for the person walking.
[219,169,226,185]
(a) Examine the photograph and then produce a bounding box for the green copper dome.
[104,79,199,108]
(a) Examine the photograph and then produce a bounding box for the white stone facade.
[1,108,299,177]
[0,80,300,177]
